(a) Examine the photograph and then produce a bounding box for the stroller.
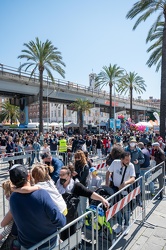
[82,185,114,250]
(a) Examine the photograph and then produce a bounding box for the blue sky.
[0,0,161,100]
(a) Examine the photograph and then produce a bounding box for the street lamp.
[93,98,101,134]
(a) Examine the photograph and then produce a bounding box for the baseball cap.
[9,164,28,188]
[89,167,97,173]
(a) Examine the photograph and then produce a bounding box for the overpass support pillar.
[134,110,139,123]
[19,98,29,128]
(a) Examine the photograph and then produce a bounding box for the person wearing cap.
[124,137,145,206]
[87,167,102,191]
[42,152,64,184]
[155,134,165,150]
[151,142,165,199]
[8,164,66,249]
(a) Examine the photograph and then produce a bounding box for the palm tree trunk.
[160,15,166,139]
[39,70,43,133]
[130,88,133,121]
[79,110,83,135]
[109,82,113,130]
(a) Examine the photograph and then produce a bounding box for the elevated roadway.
[0,64,159,114]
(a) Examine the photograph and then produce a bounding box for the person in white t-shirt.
[105,151,135,235]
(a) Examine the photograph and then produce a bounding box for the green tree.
[146,22,163,72]
[126,0,166,139]
[69,99,93,134]
[118,72,146,120]
[18,37,66,133]
[95,64,124,127]
[1,101,20,125]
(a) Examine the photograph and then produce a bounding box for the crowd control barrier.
[28,211,95,250]
[0,161,165,250]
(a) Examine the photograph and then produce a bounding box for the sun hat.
[130,137,137,143]
[152,142,160,147]
[9,164,28,188]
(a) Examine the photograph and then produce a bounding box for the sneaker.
[114,224,122,234]
[123,225,130,236]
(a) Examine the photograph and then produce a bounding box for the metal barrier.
[96,177,143,249]
[0,161,165,250]
[142,161,165,221]
[92,156,107,185]
[28,211,94,250]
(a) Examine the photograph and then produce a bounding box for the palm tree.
[95,64,124,128]
[126,0,166,139]
[18,37,66,133]
[118,72,146,120]
[69,99,93,134]
[1,101,20,124]
[146,22,163,72]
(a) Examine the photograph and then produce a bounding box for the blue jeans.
[31,151,40,165]
[21,235,60,250]
[117,203,130,226]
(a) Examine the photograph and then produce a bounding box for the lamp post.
[93,98,101,134]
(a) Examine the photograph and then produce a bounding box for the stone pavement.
[116,196,166,250]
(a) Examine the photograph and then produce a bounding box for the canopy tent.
[64,122,79,128]
[49,122,61,127]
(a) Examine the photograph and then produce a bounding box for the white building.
[49,103,77,124]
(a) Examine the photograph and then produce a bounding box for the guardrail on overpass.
[0,63,160,112]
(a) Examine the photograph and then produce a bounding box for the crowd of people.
[0,128,165,249]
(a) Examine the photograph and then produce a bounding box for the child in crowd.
[88,167,102,191]
[0,180,13,241]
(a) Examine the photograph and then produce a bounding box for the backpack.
[62,192,80,221]
[85,205,112,243]
[85,185,114,242]
[90,185,115,207]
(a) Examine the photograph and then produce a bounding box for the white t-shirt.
[35,179,67,213]
[108,159,135,188]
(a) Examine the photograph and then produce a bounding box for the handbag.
[0,233,20,250]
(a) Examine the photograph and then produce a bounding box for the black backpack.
[62,192,80,222]
[90,185,114,207]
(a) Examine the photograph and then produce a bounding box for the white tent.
[50,122,61,127]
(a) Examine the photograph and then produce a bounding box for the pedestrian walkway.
[116,196,166,250]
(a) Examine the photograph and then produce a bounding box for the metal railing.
[0,155,165,250]
[0,63,159,109]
